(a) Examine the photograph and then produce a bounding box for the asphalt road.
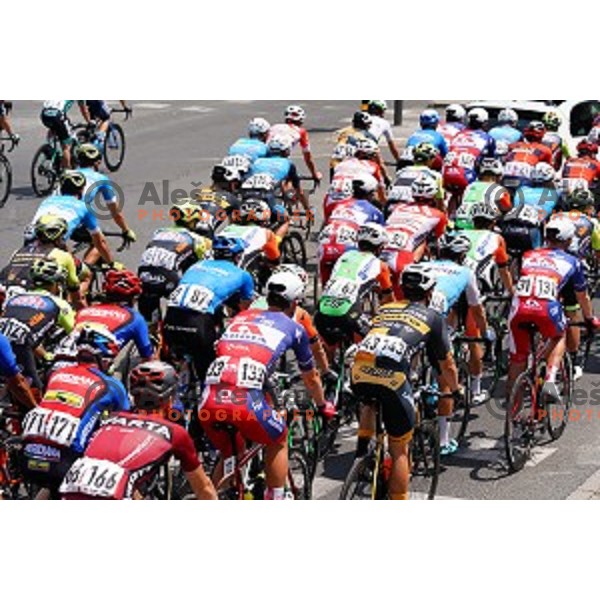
[4,100,600,500]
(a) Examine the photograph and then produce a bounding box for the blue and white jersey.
[489,125,522,145]
[77,168,118,206]
[514,185,560,221]
[427,260,482,315]
[406,129,448,156]
[33,195,100,239]
[229,137,268,162]
[251,157,292,183]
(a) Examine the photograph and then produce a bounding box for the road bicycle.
[0,135,18,208]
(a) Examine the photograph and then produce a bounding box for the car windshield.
[569,101,600,137]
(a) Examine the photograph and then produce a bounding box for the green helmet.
[34,216,69,243]
[413,142,438,163]
[542,111,562,131]
[170,199,203,229]
[60,170,86,196]
[77,143,102,166]
[30,258,67,286]
[368,100,388,114]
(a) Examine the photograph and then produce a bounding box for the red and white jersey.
[333,157,383,183]
[386,203,448,252]
[438,122,464,145]
[269,122,310,153]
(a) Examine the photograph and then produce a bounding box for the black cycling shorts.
[314,311,366,346]
[351,379,416,438]
[86,101,110,122]
[40,109,72,144]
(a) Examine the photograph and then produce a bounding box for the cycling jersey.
[385,203,448,252]
[33,195,100,239]
[499,204,545,252]
[443,128,496,189]
[74,304,154,359]
[368,116,394,143]
[77,167,118,206]
[502,141,553,189]
[229,137,268,162]
[251,156,299,186]
[330,127,377,170]
[561,156,600,193]
[405,129,448,156]
[42,100,77,114]
[489,124,523,145]
[221,223,280,263]
[323,177,355,220]
[0,333,20,379]
[329,199,384,227]
[461,230,510,293]
[333,157,384,186]
[389,165,444,204]
[548,211,600,258]
[542,132,569,170]
[60,412,200,499]
[0,241,80,293]
[456,181,512,229]
[427,260,482,316]
[269,123,311,153]
[513,184,560,221]
[438,122,465,144]
[167,259,254,315]
[250,296,320,343]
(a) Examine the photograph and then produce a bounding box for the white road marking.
[567,467,600,499]
[135,102,171,109]
[181,106,215,113]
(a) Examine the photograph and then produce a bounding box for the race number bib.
[169,284,214,312]
[515,275,557,300]
[205,356,230,385]
[387,230,410,250]
[332,143,355,161]
[140,246,178,270]
[335,225,358,245]
[400,147,414,161]
[389,185,412,202]
[504,162,532,179]
[456,203,472,221]
[60,457,126,498]
[458,153,475,169]
[429,290,448,314]
[516,205,541,225]
[236,357,267,390]
[0,317,30,345]
[359,334,408,363]
[22,408,80,447]
[324,278,360,301]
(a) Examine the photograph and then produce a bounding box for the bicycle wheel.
[545,354,572,441]
[103,123,126,172]
[0,154,12,208]
[31,143,58,197]
[504,372,535,472]
[448,360,471,444]
[287,449,311,499]
[410,419,440,500]
[281,231,307,268]
[339,451,385,500]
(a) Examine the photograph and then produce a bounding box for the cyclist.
[163,235,254,382]
[315,223,394,360]
[388,142,444,211]
[507,219,600,400]
[73,269,154,362]
[0,101,18,143]
[330,111,377,177]
[239,174,290,238]
[60,361,217,500]
[0,332,37,412]
[0,258,75,397]
[541,110,570,171]
[199,271,333,500]
[513,162,560,220]
[383,175,448,297]
[269,105,321,182]
[438,103,466,145]
[75,143,136,245]
[40,100,91,169]
[351,263,463,499]
[18,326,130,499]
[31,171,115,269]
[1,217,84,309]
[456,158,512,229]
[366,100,401,166]
[547,189,600,380]
[489,108,522,145]
[229,117,271,162]
[319,176,385,285]
[502,121,553,192]
[402,109,448,169]
[561,139,600,199]
[426,233,494,423]
[138,200,212,322]
[83,100,131,148]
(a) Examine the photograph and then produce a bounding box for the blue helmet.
[212,235,247,260]
[420,109,440,128]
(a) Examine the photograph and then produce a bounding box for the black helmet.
[60,170,86,196]
[34,216,69,243]
[352,111,372,130]
[129,361,178,410]
[76,143,102,167]
[401,264,436,297]
[30,257,67,286]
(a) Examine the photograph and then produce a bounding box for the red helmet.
[103,269,142,299]
[523,120,546,142]
[577,139,599,157]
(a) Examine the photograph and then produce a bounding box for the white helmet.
[357,223,388,248]
[531,162,556,184]
[221,155,251,175]
[266,271,305,302]
[439,233,472,255]
[267,135,292,154]
[411,173,438,200]
[495,140,510,157]
[274,264,309,291]
[480,157,504,176]
[467,107,489,128]
[498,108,519,126]
[328,178,354,200]
[284,105,306,124]
[546,218,576,242]
[241,173,276,192]
[352,173,378,195]
[470,201,500,221]
[239,199,271,224]
[248,117,271,136]
[355,138,379,158]
[445,103,466,122]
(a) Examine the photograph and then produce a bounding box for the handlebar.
[111,107,133,121]
[0,136,17,153]
[103,231,132,252]
[298,175,320,195]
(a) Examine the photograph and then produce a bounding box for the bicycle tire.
[31,144,58,197]
[545,354,572,441]
[410,419,440,500]
[104,123,126,172]
[339,451,385,500]
[449,359,471,444]
[281,231,307,268]
[288,449,312,499]
[0,154,12,208]
[504,372,534,472]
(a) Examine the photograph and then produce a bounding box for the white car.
[466,100,600,155]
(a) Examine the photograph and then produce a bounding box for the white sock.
[471,376,482,395]
[270,487,285,501]
[545,366,558,384]
[439,416,449,446]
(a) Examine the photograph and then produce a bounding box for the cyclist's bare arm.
[78,102,92,124]
[91,231,114,265]
[7,373,37,410]
[310,339,329,374]
[185,466,218,500]
[576,290,595,320]
[387,136,401,163]
[301,368,325,406]
[302,150,321,181]
[108,203,133,236]
[499,265,514,296]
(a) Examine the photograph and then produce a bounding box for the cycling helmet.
[357,223,388,248]
[411,173,438,201]
[239,199,271,224]
[30,257,67,286]
[354,138,379,159]
[212,235,247,260]
[495,140,510,158]
[470,200,500,222]
[60,170,86,196]
[352,111,373,130]
[577,139,599,157]
[531,162,556,184]
[546,218,576,242]
[352,174,378,196]
[248,117,271,137]
[76,143,102,166]
[103,269,142,299]
[567,187,594,210]
[588,127,600,145]
[467,108,489,129]
[212,164,243,184]
[420,109,440,128]
[413,141,438,163]
[267,135,292,155]
[171,199,203,228]
[274,264,309,291]
[75,324,120,367]
[129,361,178,410]
[498,108,518,126]
[401,263,436,295]
[327,178,353,201]
[479,157,504,176]
[34,216,68,243]
[241,173,276,192]
[284,105,306,124]
[221,155,251,176]
[368,100,388,114]
[439,233,472,256]
[266,271,305,303]
[523,121,546,142]
[445,104,466,123]
[542,110,562,131]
